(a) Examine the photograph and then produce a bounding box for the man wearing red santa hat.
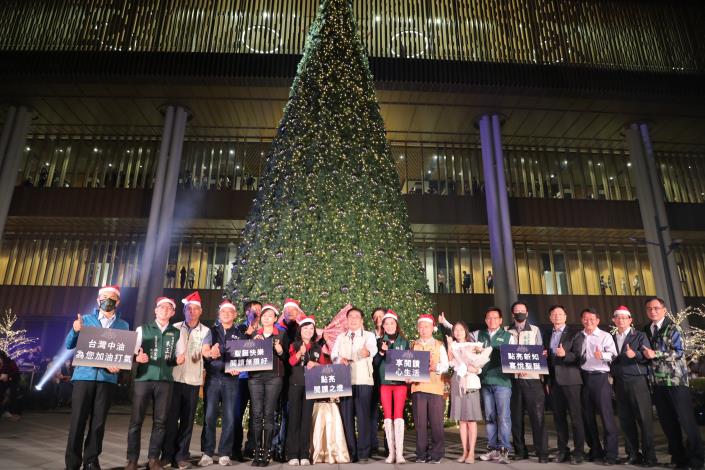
[161,292,212,469]
[65,285,130,470]
[410,314,449,464]
[610,305,656,466]
[126,297,185,470]
[199,299,244,467]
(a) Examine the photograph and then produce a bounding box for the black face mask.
[99,298,117,312]
[514,313,528,322]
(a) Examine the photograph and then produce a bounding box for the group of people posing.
[63,285,704,470]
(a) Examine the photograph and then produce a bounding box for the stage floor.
[0,406,695,469]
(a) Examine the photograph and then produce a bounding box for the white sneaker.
[218,456,232,466]
[479,450,499,461]
[288,459,300,466]
[198,454,214,467]
[1,411,19,421]
[300,459,311,466]
[497,449,510,465]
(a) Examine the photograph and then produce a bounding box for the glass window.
[553,250,569,294]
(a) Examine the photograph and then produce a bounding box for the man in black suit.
[544,304,585,465]
[610,306,657,467]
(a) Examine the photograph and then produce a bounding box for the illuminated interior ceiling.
[1,82,704,152]
[6,216,705,245]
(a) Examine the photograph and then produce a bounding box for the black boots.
[261,430,274,466]
[251,430,274,467]
[251,433,264,467]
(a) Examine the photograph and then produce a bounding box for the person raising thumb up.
[594,345,603,360]
[555,342,566,357]
[73,313,83,332]
[625,343,636,359]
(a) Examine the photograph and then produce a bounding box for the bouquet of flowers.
[449,341,492,392]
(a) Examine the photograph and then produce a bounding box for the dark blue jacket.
[611,328,651,378]
[204,323,245,379]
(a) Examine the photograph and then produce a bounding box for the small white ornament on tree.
[0,308,37,360]
[666,305,705,364]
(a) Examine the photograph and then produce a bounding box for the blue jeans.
[481,384,512,451]
[201,376,239,456]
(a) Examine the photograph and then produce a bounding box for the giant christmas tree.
[228,0,433,332]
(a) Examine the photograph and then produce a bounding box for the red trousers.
[380,384,408,419]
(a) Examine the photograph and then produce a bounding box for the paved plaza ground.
[0,405,701,470]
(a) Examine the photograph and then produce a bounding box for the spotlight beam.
[35,347,75,391]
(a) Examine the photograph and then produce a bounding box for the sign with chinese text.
[384,349,430,382]
[499,344,548,375]
[72,327,138,370]
[225,337,273,372]
[305,364,352,399]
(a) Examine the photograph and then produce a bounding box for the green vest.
[477,328,512,387]
[135,321,180,382]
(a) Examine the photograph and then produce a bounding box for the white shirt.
[415,337,450,374]
[615,328,631,352]
[581,328,617,372]
[651,318,665,335]
[98,311,116,328]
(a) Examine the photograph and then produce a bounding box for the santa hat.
[382,309,399,323]
[298,315,316,327]
[417,314,435,325]
[261,304,280,317]
[219,299,237,312]
[283,298,302,311]
[613,305,632,317]
[98,285,120,298]
[182,291,202,307]
[156,297,176,309]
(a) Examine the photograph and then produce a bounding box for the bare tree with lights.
[0,308,37,360]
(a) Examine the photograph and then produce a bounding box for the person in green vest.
[476,306,513,465]
[125,297,185,470]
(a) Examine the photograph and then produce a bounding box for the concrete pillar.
[0,105,31,250]
[626,122,685,313]
[492,114,519,306]
[479,114,517,319]
[135,105,189,325]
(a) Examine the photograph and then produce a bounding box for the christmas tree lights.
[227,0,432,333]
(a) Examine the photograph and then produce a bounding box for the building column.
[478,114,517,318]
[0,105,32,250]
[135,105,189,325]
[626,122,685,312]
